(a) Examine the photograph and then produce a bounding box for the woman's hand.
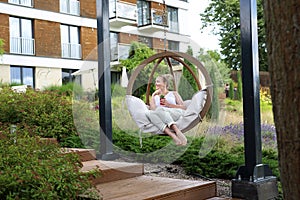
[160,98,172,107]
[152,89,161,97]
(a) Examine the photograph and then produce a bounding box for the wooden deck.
[66,148,229,200]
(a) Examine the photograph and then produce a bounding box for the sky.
[187,0,220,53]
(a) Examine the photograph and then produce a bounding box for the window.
[62,69,77,84]
[9,17,34,55]
[10,66,34,88]
[168,40,179,51]
[8,0,33,7]
[111,71,121,85]
[61,25,81,59]
[137,0,150,26]
[60,0,80,16]
[110,32,119,61]
[168,7,179,33]
[138,36,153,48]
[168,40,179,64]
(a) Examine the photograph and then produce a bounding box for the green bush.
[229,80,234,99]
[0,129,101,199]
[178,46,198,100]
[112,130,279,180]
[0,87,80,145]
[236,71,242,101]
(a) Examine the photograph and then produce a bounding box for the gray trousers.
[146,107,184,132]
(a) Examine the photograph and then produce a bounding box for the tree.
[264,1,300,199]
[229,80,234,100]
[120,42,168,98]
[178,46,198,100]
[236,70,242,101]
[200,0,268,71]
[198,48,231,87]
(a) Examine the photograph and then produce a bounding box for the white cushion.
[125,95,151,129]
[176,90,207,130]
[126,90,207,134]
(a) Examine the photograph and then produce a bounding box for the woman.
[146,74,188,146]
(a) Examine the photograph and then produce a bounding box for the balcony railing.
[109,0,136,25]
[60,0,80,16]
[138,9,168,30]
[110,43,130,62]
[10,37,35,55]
[8,0,33,7]
[62,43,82,59]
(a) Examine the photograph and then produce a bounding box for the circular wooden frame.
[126,51,213,120]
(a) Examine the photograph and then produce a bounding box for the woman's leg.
[170,124,187,146]
[145,110,167,132]
[163,127,182,145]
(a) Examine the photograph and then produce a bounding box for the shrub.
[0,87,80,144]
[0,129,101,199]
[236,71,242,101]
[229,80,235,99]
[178,46,198,100]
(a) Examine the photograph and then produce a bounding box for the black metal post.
[231,0,278,199]
[96,0,118,160]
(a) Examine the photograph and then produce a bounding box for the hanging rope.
[162,0,167,51]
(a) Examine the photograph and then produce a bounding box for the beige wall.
[0,65,10,84]
[80,71,98,91]
[35,67,61,90]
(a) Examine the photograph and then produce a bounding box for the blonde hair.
[157,74,173,89]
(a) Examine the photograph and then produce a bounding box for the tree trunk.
[264,1,300,199]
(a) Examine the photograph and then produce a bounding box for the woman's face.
[155,77,166,90]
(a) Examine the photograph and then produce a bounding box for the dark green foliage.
[0,87,80,145]
[229,80,234,99]
[178,46,198,100]
[113,129,187,163]
[112,130,279,180]
[0,130,101,199]
[120,42,169,98]
[236,71,242,101]
[200,0,268,71]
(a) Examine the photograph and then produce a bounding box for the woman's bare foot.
[171,125,187,146]
[176,131,187,146]
[164,127,182,145]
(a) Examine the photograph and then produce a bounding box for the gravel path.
[116,158,232,198]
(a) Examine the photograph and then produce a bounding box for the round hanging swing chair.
[125,51,213,135]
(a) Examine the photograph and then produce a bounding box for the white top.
[154,92,176,107]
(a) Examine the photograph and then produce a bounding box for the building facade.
[0,0,192,90]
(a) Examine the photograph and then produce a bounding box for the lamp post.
[231,0,278,199]
[96,0,117,160]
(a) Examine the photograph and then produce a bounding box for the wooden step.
[62,148,96,162]
[206,198,242,200]
[97,175,216,200]
[81,160,144,184]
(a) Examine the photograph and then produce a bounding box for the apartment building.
[0,0,192,90]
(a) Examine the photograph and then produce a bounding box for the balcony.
[10,37,35,55]
[138,9,168,33]
[62,43,82,59]
[8,0,33,7]
[109,0,137,28]
[110,43,130,64]
[60,0,80,16]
